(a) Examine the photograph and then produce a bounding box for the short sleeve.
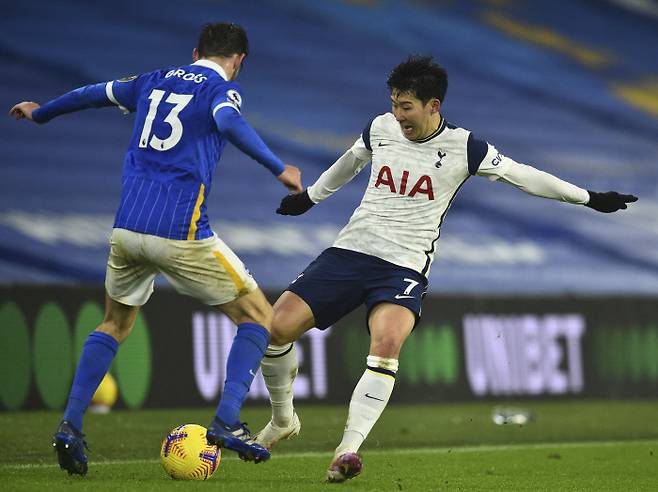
[467,133,510,181]
[361,118,374,151]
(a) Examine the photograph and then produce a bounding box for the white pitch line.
[2,439,656,470]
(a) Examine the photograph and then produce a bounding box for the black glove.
[585,190,638,213]
[276,189,315,216]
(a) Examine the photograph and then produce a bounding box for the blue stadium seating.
[1,0,657,293]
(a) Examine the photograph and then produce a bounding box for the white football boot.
[254,412,301,450]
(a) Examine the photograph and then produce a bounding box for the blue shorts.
[287,247,428,330]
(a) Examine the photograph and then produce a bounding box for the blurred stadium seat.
[1,0,657,293]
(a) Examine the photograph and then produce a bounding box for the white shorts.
[105,228,258,306]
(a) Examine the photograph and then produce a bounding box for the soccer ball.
[160,424,221,480]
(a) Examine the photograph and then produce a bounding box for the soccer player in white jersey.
[10,23,301,474]
[253,56,638,482]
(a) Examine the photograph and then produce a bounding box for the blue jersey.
[33,59,285,240]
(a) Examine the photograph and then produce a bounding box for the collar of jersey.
[412,116,446,143]
[192,59,228,80]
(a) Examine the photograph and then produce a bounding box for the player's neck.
[201,56,236,80]
[416,114,443,141]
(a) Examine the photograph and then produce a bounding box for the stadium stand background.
[1,0,657,294]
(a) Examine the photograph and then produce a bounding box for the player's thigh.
[216,287,273,329]
[367,303,415,358]
[364,263,426,327]
[105,228,158,307]
[154,234,258,306]
[269,290,317,345]
[285,248,365,331]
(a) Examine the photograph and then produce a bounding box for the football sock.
[261,343,298,426]
[216,322,270,427]
[334,355,398,456]
[63,331,119,431]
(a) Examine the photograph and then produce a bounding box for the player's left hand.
[9,101,40,121]
[585,190,638,213]
[276,189,315,216]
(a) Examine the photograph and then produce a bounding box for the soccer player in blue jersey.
[10,22,301,475]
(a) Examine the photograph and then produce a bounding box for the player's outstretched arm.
[487,159,638,213]
[585,191,638,213]
[10,83,122,124]
[276,146,371,216]
[214,107,304,192]
[277,148,370,216]
[9,102,40,122]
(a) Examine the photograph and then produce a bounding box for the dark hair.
[197,23,249,58]
[387,55,448,104]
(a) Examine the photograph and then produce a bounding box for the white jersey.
[308,112,589,278]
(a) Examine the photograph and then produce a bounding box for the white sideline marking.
[2,439,657,470]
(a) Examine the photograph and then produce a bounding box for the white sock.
[261,343,297,427]
[334,355,398,456]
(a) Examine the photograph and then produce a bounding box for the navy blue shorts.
[287,247,428,330]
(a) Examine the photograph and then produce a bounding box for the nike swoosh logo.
[394,294,415,299]
[249,369,257,377]
[365,393,385,402]
[378,142,389,147]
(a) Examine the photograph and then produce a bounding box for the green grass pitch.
[1,400,657,491]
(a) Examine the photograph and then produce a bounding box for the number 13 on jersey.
[139,89,193,151]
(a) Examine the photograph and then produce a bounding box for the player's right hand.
[9,101,40,121]
[277,164,303,193]
[276,189,316,216]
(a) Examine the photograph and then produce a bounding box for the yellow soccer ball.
[89,373,118,412]
[160,424,221,480]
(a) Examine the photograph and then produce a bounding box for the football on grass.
[160,424,221,480]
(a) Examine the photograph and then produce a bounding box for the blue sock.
[63,332,118,431]
[216,323,270,427]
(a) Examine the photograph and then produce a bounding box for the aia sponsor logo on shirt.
[374,165,434,200]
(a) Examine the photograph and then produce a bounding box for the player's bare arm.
[9,101,40,121]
